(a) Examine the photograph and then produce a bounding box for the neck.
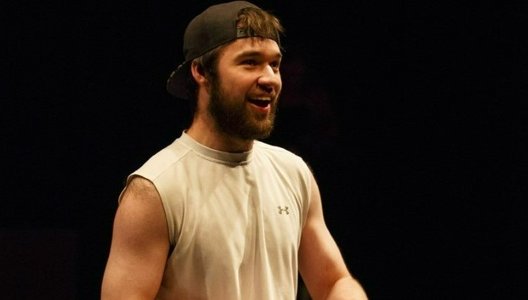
[186,120,254,153]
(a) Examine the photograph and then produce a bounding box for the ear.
[190,61,208,86]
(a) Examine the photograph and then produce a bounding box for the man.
[101,1,368,299]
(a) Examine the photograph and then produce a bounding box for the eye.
[270,61,281,71]
[242,59,258,66]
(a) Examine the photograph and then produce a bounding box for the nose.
[257,65,281,94]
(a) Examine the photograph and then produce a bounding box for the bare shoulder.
[122,176,159,199]
[118,176,163,209]
[115,176,165,234]
[102,176,169,298]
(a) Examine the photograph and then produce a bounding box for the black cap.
[166,1,279,100]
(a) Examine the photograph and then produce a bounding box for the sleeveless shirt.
[124,131,312,299]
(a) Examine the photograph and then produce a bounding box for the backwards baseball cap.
[166,1,281,100]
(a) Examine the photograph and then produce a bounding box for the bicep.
[298,173,351,299]
[101,176,170,299]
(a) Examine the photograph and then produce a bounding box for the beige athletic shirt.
[126,131,312,299]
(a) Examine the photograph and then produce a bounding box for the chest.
[173,163,303,264]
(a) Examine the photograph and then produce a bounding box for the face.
[207,37,282,141]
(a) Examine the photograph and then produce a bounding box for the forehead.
[220,37,282,59]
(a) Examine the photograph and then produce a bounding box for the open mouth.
[248,98,271,108]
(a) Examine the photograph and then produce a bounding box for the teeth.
[249,98,270,107]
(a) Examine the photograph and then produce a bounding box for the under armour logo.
[278,206,289,215]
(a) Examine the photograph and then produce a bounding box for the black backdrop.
[2,1,523,299]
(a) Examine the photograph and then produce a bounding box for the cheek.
[221,72,255,94]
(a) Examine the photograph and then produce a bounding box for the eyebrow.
[237,50,282,60]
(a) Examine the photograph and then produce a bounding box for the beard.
[208,77,278,141]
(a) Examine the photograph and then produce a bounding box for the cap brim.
[166,61,191,100]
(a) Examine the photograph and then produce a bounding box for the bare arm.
[101,176,170,299]
[299,172,368,300]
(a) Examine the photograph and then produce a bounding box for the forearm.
[325,275,368,300]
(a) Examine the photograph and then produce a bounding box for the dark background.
[2,0,523,299]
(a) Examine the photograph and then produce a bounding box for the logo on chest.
[277,206,290,215]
